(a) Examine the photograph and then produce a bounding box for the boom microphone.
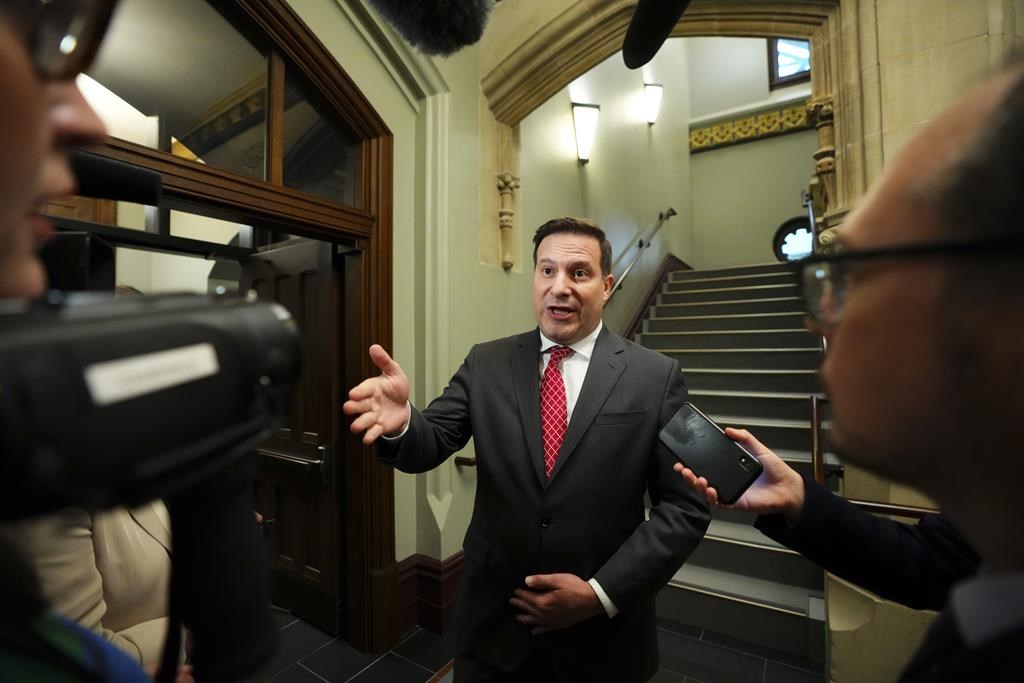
[69,148,162,206]
[622,0,693,69]
[367,0,494,56]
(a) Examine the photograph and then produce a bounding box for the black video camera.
[0,290,299,520]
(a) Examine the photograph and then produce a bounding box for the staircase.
[634,260,835,661]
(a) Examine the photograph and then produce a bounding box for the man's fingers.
[510,595,543,619]
[706,486,721,507]
[363,424,383,445]
[724,427,771,459]
[368,344,401,376]
[524,574,561,591]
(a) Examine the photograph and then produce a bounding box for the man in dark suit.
[674,59,1024,682]
[345,217,710,682]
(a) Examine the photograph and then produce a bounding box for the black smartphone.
[659,402,763,505]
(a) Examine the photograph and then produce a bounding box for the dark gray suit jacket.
[379,327,710,682]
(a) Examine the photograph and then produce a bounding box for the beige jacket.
[5,502,173,666]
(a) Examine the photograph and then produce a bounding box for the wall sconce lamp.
[571,103,600,164]
[644,83,663,125]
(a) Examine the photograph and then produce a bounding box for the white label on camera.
[84,343,220,406]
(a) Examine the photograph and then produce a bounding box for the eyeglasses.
[794,235,1024,329]
[1,0,119,79]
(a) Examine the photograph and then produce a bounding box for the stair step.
[689,390,827,422]
[682,368,820,393]
[646,312,808,333]
[653,297,806,317]
[670,563,819,616]
[689,520,824,591]
[660,283,799,305]
[657,580,825,661]
[667,348,821,370]
[669,262,788,281]
[664,271,797,291]
[640,329,820,350]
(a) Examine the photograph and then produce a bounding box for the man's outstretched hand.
[673,427,805,522]
[343,344,412,445]
[510,573,604,635]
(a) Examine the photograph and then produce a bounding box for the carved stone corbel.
[807,98,836,213]
[496,172,520,271]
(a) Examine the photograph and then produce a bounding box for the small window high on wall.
[768,38,811,90]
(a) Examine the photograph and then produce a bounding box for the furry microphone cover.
[367,0,494,56]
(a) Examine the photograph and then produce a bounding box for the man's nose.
[551,271,572,295]
[47,80,107,148]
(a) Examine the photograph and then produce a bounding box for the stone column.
[808,97,838,251]
[496,172,520,271]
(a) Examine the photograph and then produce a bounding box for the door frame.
[80,0,399,652]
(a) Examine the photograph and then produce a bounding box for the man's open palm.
[343,344,411,444]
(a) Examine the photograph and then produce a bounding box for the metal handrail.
[810,393,939,519]
[606,207,676,305]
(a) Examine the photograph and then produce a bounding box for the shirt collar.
[539,321,603,361]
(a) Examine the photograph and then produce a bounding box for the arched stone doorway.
[480,0,869,254]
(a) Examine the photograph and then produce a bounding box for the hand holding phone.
[659,403,763,505]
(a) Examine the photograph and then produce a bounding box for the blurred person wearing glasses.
[676,59,1024,681]
[0,1,191,681]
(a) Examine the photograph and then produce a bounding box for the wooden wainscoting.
[398,551,465,635]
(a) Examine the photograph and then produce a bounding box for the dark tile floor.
[268,609,823,683]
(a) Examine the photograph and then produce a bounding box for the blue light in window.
[777,39,811,78]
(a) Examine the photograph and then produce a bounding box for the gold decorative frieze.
[689,102,811,153]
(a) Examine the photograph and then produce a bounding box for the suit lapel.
[128,501,172,554]
[549,327,626,483]
[511,329,547,487]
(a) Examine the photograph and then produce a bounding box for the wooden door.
[241,238,345,634]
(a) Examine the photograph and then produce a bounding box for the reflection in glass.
[776,39,811,78]
[115,246,238,295]
[85,0,267,179]
[283,75,362,206]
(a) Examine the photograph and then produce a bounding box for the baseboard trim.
[397,551,464,635]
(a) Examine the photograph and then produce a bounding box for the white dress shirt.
[539,322,620,618]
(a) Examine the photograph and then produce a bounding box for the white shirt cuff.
[380,402,411,441]
[588,578,619,618]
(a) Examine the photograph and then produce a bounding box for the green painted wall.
[518,41,694,335]
[690,129,818,268]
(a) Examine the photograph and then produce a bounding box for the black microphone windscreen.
[622,0,692,70]
[70,149,162,206]
[367,0,493,56]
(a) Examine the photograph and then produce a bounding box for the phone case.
[659,402,763,505]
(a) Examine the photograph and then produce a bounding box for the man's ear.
[603,274,615,298]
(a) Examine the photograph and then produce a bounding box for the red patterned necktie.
[541,346,573,479]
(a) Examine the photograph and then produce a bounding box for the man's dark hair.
[532,217,613,277]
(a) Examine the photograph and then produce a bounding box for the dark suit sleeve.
[376,348,476,474]
[755,477,980,610]
[592,361,711,611]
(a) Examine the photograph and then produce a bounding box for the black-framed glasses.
[1,0,119,79]
[794,235,1024,328]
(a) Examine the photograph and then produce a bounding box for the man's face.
[0,16,107,299]
[819,73,1015,488]
[532,232,613,345]
[0,19,50,298]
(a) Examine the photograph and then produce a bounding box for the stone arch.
[481,0,868,249]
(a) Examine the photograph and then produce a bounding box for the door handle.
[259,445,329,483]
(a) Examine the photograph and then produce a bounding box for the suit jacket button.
[540,516,552,528]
